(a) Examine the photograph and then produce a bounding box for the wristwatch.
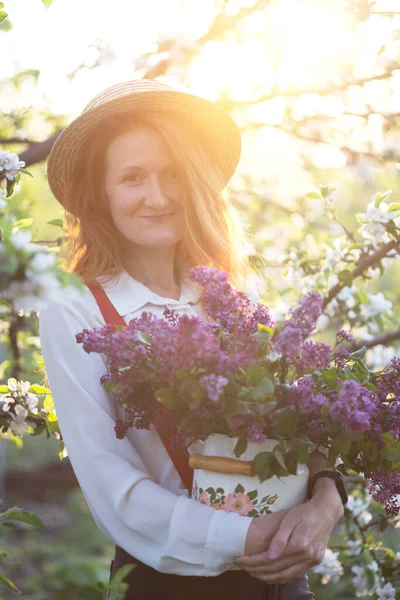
[307,470,348,505]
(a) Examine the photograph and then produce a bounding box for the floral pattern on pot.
[192,479,279,517]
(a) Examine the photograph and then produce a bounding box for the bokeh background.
[1,0,400,598]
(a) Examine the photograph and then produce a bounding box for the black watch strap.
[307,470,348,505]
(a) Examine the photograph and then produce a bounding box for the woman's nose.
[145,175,169,208]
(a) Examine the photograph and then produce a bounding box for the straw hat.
[47,79,242,207]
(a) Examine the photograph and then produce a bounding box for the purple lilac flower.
[330,380,379,433]
[286,292,324,337]
[368,470,400,515]
[332,348,350,369]
[150,314,230,385]
[294,341,332,374]
[247,422,267,443]
[336,329,355,343]
[189,266,275,336]
[199,374,228,403]
[228,414,248,434]
[376,357,400,405]
[288,376,329,415]
[273,326,304,362]
[271,292,324,363]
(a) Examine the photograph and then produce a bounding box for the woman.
[40,79,345,599]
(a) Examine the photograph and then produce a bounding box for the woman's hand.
[244,509,290,556]
[235,484,344,584]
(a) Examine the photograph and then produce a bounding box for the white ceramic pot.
[188,434,309,517]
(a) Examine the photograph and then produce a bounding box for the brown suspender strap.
[88,283,193,494]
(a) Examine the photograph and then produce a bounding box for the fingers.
[247,560,311,584]
[264,513,296,560]
[239,545,324,575]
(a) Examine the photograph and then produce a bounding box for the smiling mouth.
[141,213,175,219]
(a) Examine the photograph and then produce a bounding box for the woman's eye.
[164,168,180,179]
[124,173,143,183]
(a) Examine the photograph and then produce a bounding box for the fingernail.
[267,548,280,560]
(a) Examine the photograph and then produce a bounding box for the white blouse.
[38,268,253,576]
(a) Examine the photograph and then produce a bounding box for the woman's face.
[104,125,184,251]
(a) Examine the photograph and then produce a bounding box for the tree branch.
[17,131,62,168]
[0,137,34,145]
[323,239,400,310]
[348,328,400,352]
[225,65,400,108]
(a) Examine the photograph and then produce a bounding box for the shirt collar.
[97,265,203,317]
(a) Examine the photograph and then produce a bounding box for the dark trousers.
[108,545,315,600]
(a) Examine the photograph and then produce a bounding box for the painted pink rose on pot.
[198,491,211,505]
[224,492,254,516]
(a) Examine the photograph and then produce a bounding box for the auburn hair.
[62,110,256,294]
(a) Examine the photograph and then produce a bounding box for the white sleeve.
[38,298,252,576]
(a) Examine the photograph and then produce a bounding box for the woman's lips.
[140,213,175,221]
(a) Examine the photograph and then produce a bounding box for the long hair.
[63,110,255,294]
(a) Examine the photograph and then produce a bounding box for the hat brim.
[47,89,241,207]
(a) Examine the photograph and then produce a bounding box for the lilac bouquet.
[77,266,400,515]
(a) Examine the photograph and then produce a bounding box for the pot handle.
[188,453,253,476]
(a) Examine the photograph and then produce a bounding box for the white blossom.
[3,272,62,314]
[360,293,392,320]
[351,565,370,597]
[376,582,396,599]
[327,273,339,290]
[9,230,33,251]
[366,345,397,370]
[347,539,363,556]
[0,150,25,181]
[10,404,28,436]
[337,285,357,308]
[315,314,330,333]
[358,201,397,225]
[26,251,57,275]
[1,395,15,412]
[0,188,6,209]
[359,222,390,244]
[1,378,38,416]
[346,493,373,527]
[312,549,343,584]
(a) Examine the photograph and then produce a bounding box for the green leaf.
[0,385,9,394]
[28,384,50,395]
[137,331,151,346]
[246,362,268,386]
[294,439,309,464]
[247,489,258,501]
[155,388,184,410]
[387,202,400,212]
[382,433,400,462]
[252,452,275,482]
[273,449,287,472]
[42,0,53,7]
[350,346,367,360]
[233,435,248,458]
[275,413,297,437]
[374,189,392,206]
[256,323,275,336]
[103,380,122,394]
[108,564,135,595]
[251,377,274,403]
[0,570,20,593]
[47,218,63,227]
[338,270,353,287]
[18,168,33,177]
[0,10,8,24]
[304,191,322,199]
[0,507,44,528]
[234,483,245,494]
